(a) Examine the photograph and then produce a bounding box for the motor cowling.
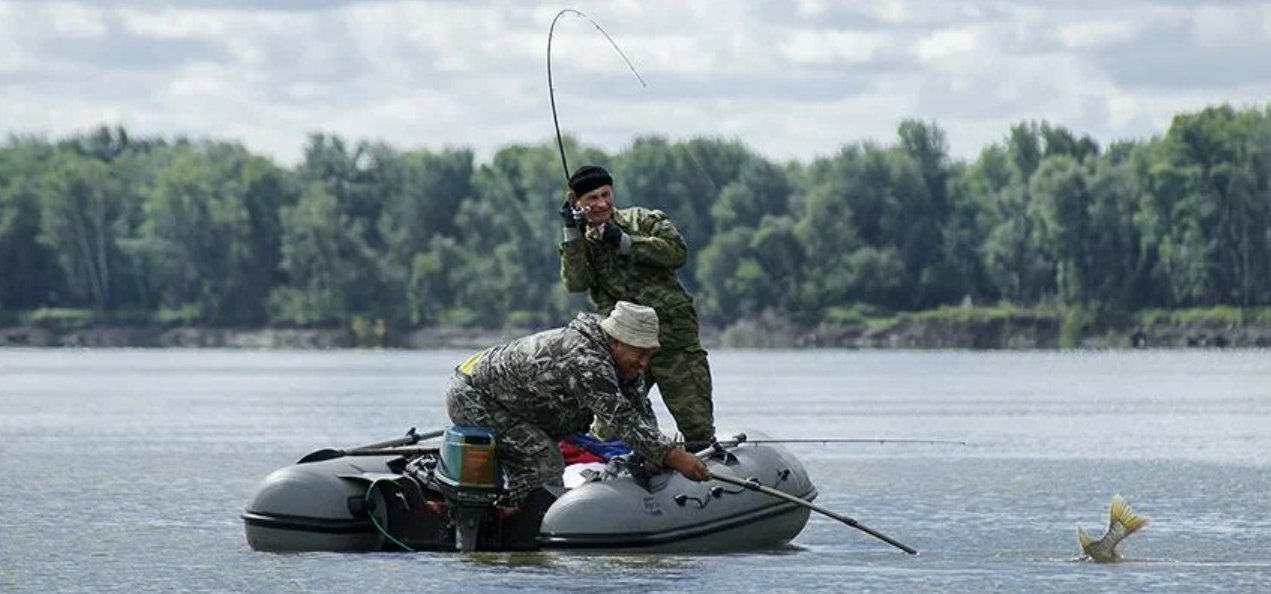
[435,426,502,499]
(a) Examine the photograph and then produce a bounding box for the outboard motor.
[431,426,503,551]
[366,426,545,552]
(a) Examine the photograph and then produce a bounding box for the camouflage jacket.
[560,206,700,350]
[461,312,673,463]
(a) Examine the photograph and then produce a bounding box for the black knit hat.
[568,164,613,197]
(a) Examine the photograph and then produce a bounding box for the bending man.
[445,301,710,504]
[559,164,715,449]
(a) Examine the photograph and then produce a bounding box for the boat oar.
[358,428,444,450]
[297,428,445,464]
[325,446,441,458]
[709,471,918,555]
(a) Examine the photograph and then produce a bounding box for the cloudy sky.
[2,0,1269,165]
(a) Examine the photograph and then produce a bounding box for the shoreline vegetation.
[5,105,1271,343]
[4,306,1269,350]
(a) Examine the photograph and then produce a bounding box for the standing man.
[558,164,715,449]
[446,301,710,504]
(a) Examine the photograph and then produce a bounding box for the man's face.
[609,340,656,381]
[574,185,614,225]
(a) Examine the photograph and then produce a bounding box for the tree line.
[2,103,1269,333]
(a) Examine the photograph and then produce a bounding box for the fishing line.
[546,8,719,194]
[718,437,969,447]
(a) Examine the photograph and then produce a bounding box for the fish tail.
[1076,527,1094,549]
[1110,493,1149,535]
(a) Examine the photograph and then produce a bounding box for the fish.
[1077,493,1149,562]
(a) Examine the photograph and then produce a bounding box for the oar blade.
[296,448,346,464]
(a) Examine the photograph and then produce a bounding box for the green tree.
[709,154,793,230]
[1139,107,1251,306]
[0,140,61,308]
[1029,155,1092,304]
[270,184,383,325]
[38,155,135,310]
[138,143,295,324]
[1085,149,1149,312]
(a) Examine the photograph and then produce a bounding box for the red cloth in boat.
[558,439,606,464]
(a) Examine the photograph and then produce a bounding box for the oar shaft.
[355,429,445,451]
[298,429,446,463]
[709,471,918,555]
[341,446,440,458]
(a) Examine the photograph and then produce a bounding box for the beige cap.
[600,301,660,349]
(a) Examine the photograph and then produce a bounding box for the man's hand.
[599,223,626,248]
[559,199,583,229]
[662,447,710,481]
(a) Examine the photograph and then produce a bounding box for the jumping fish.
[1077,493,1149,562]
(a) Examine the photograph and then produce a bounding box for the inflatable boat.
[242,428,816,553]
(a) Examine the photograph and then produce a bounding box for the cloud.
[1,0,1269,165]
[1080,5,1271,90]
[6,0,402,11]
[38,22,231,73]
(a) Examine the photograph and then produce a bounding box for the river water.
[2,348,1270,592]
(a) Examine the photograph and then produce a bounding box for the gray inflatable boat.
[242,428,815,553]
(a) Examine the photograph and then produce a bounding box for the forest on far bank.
[2,103,1270,336]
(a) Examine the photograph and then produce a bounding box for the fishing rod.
[547,8,646,183]
[714,436,968,447]
[709,471,918,555]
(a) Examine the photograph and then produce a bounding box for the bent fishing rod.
[547,8,722,199]
[547,8,646,183]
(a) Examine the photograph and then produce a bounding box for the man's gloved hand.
[559,200,584,229]
[599,222,625,248]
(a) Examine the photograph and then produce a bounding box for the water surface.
[2,349,1269,592]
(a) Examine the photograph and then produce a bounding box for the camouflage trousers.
[593,345,715,446]
[444,374,564,502]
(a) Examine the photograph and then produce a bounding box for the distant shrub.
[904,302,1051,323]
[504,310,542,330]
[1136,306,1271,326]
[350,315,387,347]
[439,307,481,328]
[22,308,96,330]
[1060,307,1094,349]
[156,305,201,326]
[823,304,889,325]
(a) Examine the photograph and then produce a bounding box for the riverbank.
[710,308,1271,349]
[3,307,1269,349]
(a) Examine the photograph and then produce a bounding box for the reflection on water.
[461,551,558,568]
[2,348,1270,592]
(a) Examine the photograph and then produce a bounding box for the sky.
[2,0,1270,166]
